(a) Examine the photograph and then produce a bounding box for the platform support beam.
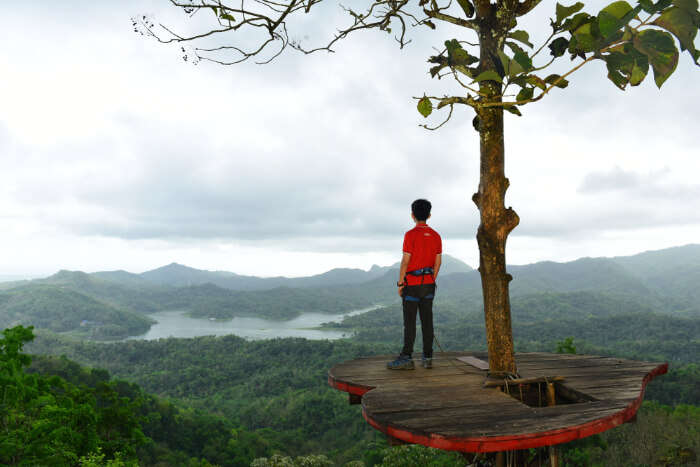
[494,451,505,467]
[547,382,560,467]
[386,435,406,446]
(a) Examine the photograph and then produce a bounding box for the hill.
[131,255,471,290]
[2,244,698,340]
[0,285,153,339]
[611,244,700,309]
[38,270,165,313]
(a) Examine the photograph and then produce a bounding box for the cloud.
[2,0,700,276]
[578,166,700,199]
[578,166,666,193]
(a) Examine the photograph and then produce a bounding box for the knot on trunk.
[504,207,520,234]
[502,177,510,196]
[472,192,481,209]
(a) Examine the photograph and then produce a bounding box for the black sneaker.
[421,355,432,369]
[387,355,414,370]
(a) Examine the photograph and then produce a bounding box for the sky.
[1,1,699,279]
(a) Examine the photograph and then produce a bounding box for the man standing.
[388,199,442,370]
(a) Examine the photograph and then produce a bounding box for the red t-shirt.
[402,223,442,285]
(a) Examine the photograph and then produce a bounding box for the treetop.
[134,1,699,126]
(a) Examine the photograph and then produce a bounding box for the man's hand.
[398,285,405,297]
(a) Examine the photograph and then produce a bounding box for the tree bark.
[473,10,520,378]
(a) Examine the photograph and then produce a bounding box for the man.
[387,199,442,370]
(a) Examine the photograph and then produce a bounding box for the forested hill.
[1,245,698,340]
[95,254,471,290]
[3,243,699,465]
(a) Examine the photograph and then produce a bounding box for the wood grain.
[328,352,666,452]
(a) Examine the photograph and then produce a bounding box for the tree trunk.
[473,13,520,378]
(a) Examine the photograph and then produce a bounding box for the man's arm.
[433,254,442,281]
[398,252,411,296]
[398,252,411,284]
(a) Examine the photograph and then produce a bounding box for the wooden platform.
[328,352,667,452]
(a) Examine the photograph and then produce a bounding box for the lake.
[126,305,380,341]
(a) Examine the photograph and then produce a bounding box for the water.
[126,305,380,341]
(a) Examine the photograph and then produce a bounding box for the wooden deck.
[328,352,666,452]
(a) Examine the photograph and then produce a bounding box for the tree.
[134,0,700,377]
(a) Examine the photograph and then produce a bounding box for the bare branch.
[420,103,454,130]
[424,8,479,32]
[451,70,488,97]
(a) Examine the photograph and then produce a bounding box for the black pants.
[401,284,435,358]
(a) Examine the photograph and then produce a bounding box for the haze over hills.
[93,253,473,290]
[1,244,699,339]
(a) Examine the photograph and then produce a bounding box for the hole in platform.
[502,381,596,408]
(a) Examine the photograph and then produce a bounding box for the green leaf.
[556,2,585,25]
[545,74,570,88]
[549,37,570,57]
[472,70,503,83]
[505,41,527,56]
[429,65,445,78]
[654,0,675,11]
[454,65,474,77]
[504,105,522,116]
[444,39,479,67]
[417,97,433,118]
[445,39,461,54]
[573,23,598,51]
[451,48,474,65]
[527,74,548,90]
[639,0,656,13]
[601,1,633,19]
[513,51,533,71]
[605,44,650,86]
[633,29,680,87]
[508,30,534,48]
[456,0,475,18]
[516,87,535,101]
[672,0,699,15]
[653,6,700,62]
[220,13,235,22]
[629,54,650,85]
[509,75,529,88]
[498,50,525,77]
[562,12,592,32]
[605,52,632,89]
[598,11,623,38]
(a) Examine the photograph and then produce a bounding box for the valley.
[3,244,700,465]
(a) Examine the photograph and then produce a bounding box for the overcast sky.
[1,1,699,279]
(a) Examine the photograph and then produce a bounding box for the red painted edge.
[330,362,668,453]
[327,373,374,397]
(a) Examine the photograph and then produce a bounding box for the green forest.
[2,245,700,465]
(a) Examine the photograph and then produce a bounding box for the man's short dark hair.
[411,199,432,221]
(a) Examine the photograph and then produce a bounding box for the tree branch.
[515,0,542,17]
[424,9,479,32]
[474,0,492,17]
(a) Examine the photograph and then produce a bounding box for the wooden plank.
[329,353,666,452]
[456,356,490,370]
[483,375,565,387]
[375,403,625,437]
